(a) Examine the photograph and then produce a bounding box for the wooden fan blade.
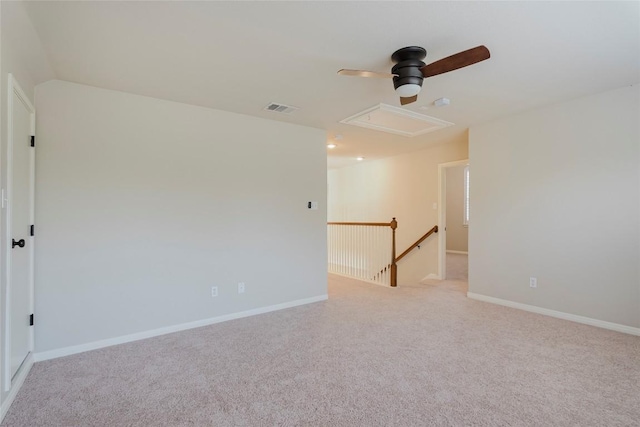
[338,69,396,78]
[400,95,418,105]
[421,46,490,78]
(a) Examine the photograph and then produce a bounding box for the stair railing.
[395,225,439,263]
[327,218,397,287]
[373,225,440,286]
[327,219,438,287]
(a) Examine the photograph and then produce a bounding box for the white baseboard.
[34,294,328,362]
[467,292,640,336]
[446,250,468,255]
[1,353,34,423]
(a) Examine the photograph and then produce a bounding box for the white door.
[5,75,35,385]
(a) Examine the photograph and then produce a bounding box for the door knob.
[12,239,25,249]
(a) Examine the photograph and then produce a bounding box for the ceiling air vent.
[341,103,453,137]
[264,102,298,114]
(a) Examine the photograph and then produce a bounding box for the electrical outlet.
[529,277,537,288]
[211,286,218,297]
[238,282,245,294]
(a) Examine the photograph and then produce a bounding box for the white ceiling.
[24,1,640,169]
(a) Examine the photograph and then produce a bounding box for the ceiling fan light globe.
[395,84,421,98]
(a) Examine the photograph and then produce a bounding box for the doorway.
[4,74,36,391]
[437,160,469,281]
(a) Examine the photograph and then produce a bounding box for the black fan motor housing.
[392,60,425,90]
[391,46,427,91]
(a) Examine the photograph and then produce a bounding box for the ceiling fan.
[338,45,490,106]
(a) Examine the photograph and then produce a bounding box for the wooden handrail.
[370,224,438,287]
[395,225,439,263]
[327,221,394,227]
[390,218,398,287]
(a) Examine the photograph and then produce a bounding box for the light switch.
[308,201,319,210]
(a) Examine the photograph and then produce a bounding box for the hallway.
[445,252,468,281]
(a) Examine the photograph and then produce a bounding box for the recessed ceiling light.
[327,143,337,149]
[356,156,365,161]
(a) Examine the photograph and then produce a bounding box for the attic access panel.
[340,103,453,137]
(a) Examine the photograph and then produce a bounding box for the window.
[463,166,470,226]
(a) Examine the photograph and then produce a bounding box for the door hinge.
[30,225,34,236]
[30,314,34,326]
[30,136,35,147]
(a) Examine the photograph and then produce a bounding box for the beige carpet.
[3,275,639,426]
[446,252,468,281]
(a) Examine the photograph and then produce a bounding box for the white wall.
[328,135,468,284]
[0,0,54,411]
[469,84,640,328]
[445,165,468,252]
[34,80,327,352]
